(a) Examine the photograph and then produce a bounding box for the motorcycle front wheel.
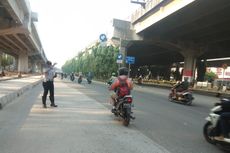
[168,93,173,102]
[203,121,216,145]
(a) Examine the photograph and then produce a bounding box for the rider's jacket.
[110,75,133,91]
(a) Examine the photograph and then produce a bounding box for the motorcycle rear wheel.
[203,121,216,144]
[123,110,130,126]
[123,116,130,126]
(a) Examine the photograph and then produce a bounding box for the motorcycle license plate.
[123,103,131,108]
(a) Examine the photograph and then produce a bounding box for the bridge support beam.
[18,53,28,73]
[0,51,2,68]
[37,62,43,74]
[182,52,197,82]
[31,61,36,73]
[196,59,206,81]
[177,42,207,83]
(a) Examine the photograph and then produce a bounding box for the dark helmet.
[118,67,128,76]
[46,60,52,65]
[184,77,188,81]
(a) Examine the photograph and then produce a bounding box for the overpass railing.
[131,0,165,23]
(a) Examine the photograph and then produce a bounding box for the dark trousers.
[42,81,54,105]
[220,112,230,138]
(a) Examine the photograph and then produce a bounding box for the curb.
[0,78,42,110]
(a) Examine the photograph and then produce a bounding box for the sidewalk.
[0,75,43,109]
[0,77,171,153]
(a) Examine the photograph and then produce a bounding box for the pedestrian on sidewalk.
[42,61,58,108]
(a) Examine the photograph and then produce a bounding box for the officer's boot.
[49,96,57,107]
[42,96,47,108]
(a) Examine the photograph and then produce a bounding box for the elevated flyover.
[112,0,230,81]
[0,0,47,73]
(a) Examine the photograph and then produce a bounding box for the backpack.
[117,77,130,97]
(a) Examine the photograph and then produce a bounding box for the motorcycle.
[168,88,194,105]
[87,77,92,84]
[112,95,135,126]
[78,76,82,84]
[70,74,75,82]
[137,76,142,85]
[203,98,230,150]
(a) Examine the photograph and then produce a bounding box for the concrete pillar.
[177,42,207,82]
[15,57,18,71]
[182,52,196,82]
[37,62,43,74]
[0,51,2,68]
[197,59,206,81]
[29,60,36,73]
[32,62,36,73]
[18,53,28,73]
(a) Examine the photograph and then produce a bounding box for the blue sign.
[99,34,107,42]
[126,56,135,64]
[117,53,123,60]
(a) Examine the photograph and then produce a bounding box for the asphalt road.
[69,78,227,153]
[0,80,171,153]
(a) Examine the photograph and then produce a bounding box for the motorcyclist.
[70,72,75,81]
[214,98,230,141]
[137,75,143,84]
[172,77,189,98]
[109,67,133,112]
[107,72,116,85]
[78,73,83,83]
[87,72,93,83]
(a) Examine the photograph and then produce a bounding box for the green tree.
[204,71,217,83]
[62,44,119,80]
[1,53,14,70]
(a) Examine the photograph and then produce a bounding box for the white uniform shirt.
[43,66,55,82]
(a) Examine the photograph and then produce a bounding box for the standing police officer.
[42,61,58,108]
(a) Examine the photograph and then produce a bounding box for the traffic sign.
[126,56,135,64]
[116,54,123,64]
[99,34,107,42]
[117,53,123,60]
[116,60,123,64]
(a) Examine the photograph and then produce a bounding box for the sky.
[29,0,140,68]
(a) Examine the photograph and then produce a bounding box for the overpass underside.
[127,0,230,81]
[0,29,40,60]
[0,0,45,73]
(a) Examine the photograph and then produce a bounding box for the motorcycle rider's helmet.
[112,72,116,76]
[46,60,52,65]
[184,77,188,82]
[118,67,129,76]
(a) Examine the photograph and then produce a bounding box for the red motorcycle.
[168,88,194,105]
